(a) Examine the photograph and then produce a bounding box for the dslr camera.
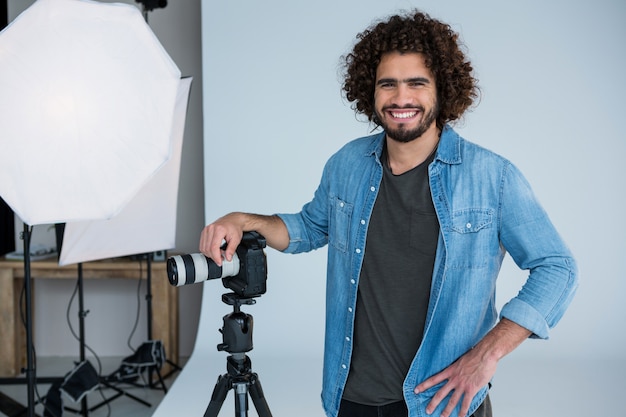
[167,231,267,298]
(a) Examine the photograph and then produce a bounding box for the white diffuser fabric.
[0,0,181,225]
[59,77,192,266]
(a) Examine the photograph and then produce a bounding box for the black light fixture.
[1,0,7,28]
[136,0,167,12]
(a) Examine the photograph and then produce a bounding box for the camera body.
[167,231,267,298]
[224,231,267,297]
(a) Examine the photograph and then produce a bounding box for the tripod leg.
[248,374,272,417]
[234,382,248,417]
[204,374,231,417]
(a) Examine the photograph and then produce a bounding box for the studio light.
[0,1,190,415]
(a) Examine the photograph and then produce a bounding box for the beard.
[376,100,440,143]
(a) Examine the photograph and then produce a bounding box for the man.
[200,10,578,417]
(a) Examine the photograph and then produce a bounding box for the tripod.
[204,293,272,417]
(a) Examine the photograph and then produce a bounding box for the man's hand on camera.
[200,212,290,265]
[199,212,246,266]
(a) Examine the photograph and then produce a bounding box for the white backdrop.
[153,1,626,415]
[201,0,625,361]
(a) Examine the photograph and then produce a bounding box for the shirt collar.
[435,125,462,165]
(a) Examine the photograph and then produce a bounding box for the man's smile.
[389,110,418,120]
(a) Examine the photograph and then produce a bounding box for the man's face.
[374,52,439,143]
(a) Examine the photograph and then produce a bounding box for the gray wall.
[8,0,204,357]
[201,0,626,363]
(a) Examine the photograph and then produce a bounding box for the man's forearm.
[472,317,532,362]
[238,213,290,251]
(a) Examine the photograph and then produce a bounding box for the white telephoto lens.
[190,253,209,284]
[221,253,240,278]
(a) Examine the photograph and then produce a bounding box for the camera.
[167,231,267,298]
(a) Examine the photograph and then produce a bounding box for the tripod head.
[217,293,257,354]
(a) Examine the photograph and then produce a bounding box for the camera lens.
[167,253,239,286]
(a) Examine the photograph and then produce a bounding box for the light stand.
[77,263,88,415]
[0,228,154,417]
[144,254,182,388]
[0,1,187,414]
[127,0,182,390]
[61,263,152,416]
[22,224,36,417]
[0,225,62,417]
[204,293,272,417]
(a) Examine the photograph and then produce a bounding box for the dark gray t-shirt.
[343,147,439,405]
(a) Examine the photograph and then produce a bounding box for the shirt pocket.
[446,208,494,269]
[450,209,492,233]
[329,196,353,253]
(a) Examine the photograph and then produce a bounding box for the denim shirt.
[277,126,578,417]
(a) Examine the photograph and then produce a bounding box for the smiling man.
[199,10,578,417]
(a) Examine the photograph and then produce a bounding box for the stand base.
[64,380,152,413]
[0,376,152,417]
[0,390,35,417]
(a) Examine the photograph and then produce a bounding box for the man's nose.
[392,84,413,105]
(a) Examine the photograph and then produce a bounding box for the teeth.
[391,111,416,119]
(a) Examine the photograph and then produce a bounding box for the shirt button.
[340,202,344,208]
[350,279,356,285]
[360,219,365,225]
[342,364,347,369]
[466,223,472,229]
[370,186,375,192]
[345,337,350,342]
[348,307,353,313]
[355,248,361,254]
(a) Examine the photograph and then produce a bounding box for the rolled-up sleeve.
[498,162,579,339]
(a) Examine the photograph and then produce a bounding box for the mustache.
[382,104,425,112]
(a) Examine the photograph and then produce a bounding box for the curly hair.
[342,10,479,129]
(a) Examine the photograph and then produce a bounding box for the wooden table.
[0,257,178,377]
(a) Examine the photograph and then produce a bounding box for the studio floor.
[0,356,178,417]
[0,354,623,416]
